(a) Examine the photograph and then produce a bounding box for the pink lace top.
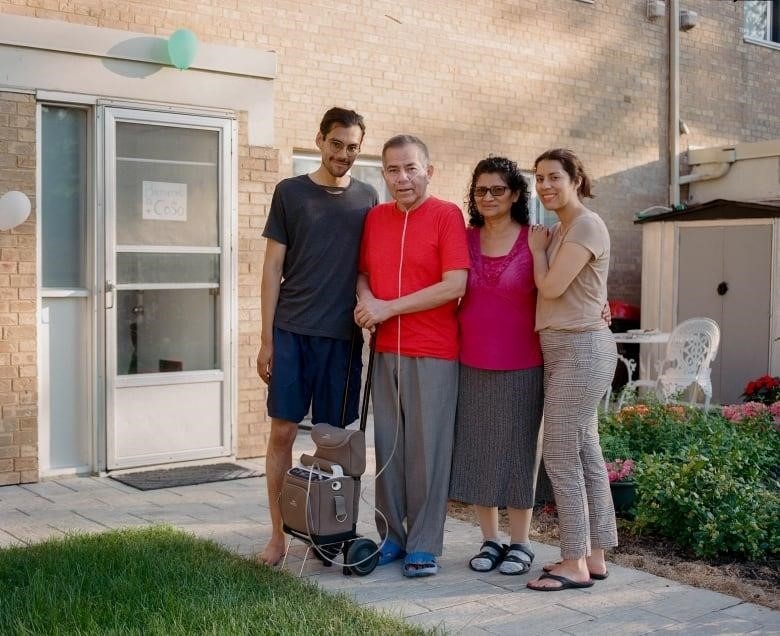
[458,226,543,370]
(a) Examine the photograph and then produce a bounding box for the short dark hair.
[533,148,594,199]
[382,134,429,164]
[319,107,366,139]
[466,156,530,228]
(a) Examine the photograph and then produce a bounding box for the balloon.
[0,191,32,231]
[167,29,198,70]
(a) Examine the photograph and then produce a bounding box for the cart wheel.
[346,538,379,576]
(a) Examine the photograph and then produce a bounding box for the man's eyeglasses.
[474,186,510,198]
[327,139,361,156]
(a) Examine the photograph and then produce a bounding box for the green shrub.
[636,450,779,559]
[599,400,780,559]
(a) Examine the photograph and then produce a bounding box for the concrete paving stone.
[42,511,109,534]
[404,599,511,633]
[3,524,65,544]
[365,598,430,619]
[0,485,46,504]
[481,588,561,614]
[650,612,766,635]
[724,603,780,632]
[555,578,666,616]
[557,606,678,635]
[641,586,742,622]
[71,510,153,530]
[411,579,516,612]
[474,601,592,635]
[19,481,78,499]
[0,527,25,548]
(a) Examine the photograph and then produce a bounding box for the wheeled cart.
[280,345,379,576]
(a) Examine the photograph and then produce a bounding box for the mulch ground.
[447,501,780,611]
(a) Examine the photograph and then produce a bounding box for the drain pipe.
[669,0,680,207]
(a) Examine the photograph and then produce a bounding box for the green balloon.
[168,29,198,70]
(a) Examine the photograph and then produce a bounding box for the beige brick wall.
[0,0,777,462]
[0,91,37,486]
[236,111,279,458]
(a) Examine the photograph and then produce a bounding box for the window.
[41,105,89,288]
[523,171,557,226]
[292,152,391,202]
[744,0,780,45]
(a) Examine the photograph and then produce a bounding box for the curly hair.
[466,156,530,228]
[533,148,594,199]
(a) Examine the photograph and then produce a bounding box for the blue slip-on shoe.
[403,551,438,577]
[377,539,406,566]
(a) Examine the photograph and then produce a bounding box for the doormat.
[109,463,264,491]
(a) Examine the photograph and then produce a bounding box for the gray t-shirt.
[263,174,379,340]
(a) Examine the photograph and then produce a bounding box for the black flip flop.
[543,561,609,580]
[527,573,594,591]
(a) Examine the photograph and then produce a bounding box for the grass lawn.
[0,526,429,635]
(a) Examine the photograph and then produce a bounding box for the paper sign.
[142,181,187,222]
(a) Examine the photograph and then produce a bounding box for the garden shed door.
[677,221,772,404]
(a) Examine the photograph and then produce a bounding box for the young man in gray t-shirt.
[257,107,378,566]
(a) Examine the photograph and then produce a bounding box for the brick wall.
[0,91,37,485]
[236,111,279,458]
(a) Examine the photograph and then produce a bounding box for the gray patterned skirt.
[449,364,544,509]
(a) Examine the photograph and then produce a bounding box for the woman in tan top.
[526,148,618,592]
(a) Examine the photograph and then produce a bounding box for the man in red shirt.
[355,135,469,577]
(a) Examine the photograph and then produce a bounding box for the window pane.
[116,288,218,374]
[117,253,219,284]
[744,1,769,39]
[292,154,391,202]
[116,123,220,247]
[41,106,87,288]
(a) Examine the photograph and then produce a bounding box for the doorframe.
[98,104,237,471]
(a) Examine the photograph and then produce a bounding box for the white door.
[102,107,233,470]
[677,222,772,404]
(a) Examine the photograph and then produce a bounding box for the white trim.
[116,245,221,253]
[0,14,275,79]
[114,283,219,291]
[115,370,225,388]
[40,289,90,298]
[117,157,217,167]
[744,36,780,51]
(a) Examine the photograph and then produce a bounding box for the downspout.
[669,0,680,207]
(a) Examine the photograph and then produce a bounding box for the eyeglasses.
[474,185,509,198]
[327,139,361,156]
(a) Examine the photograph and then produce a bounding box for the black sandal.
[468,540,508,572]
[499,543,534,575]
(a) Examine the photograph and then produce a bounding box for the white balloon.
[0,191,32,231]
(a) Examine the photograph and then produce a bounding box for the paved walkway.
[1,423,777,635]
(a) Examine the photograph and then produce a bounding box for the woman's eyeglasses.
[474,186,509,198]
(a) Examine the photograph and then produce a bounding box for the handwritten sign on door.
[142,181,187,222]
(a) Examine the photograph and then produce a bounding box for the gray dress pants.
[372,352,458,556]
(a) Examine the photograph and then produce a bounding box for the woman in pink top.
[449,157,544,575]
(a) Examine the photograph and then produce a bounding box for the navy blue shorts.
[267,327,363,427]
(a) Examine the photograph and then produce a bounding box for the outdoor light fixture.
[0,190,31,230]
[680,9,698,31]
[647,0,665,21]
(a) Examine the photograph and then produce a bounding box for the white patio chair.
[625,317,720,409]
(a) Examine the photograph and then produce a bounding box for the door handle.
[106,281,115,309]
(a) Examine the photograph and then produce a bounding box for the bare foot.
[258,537,287,566]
